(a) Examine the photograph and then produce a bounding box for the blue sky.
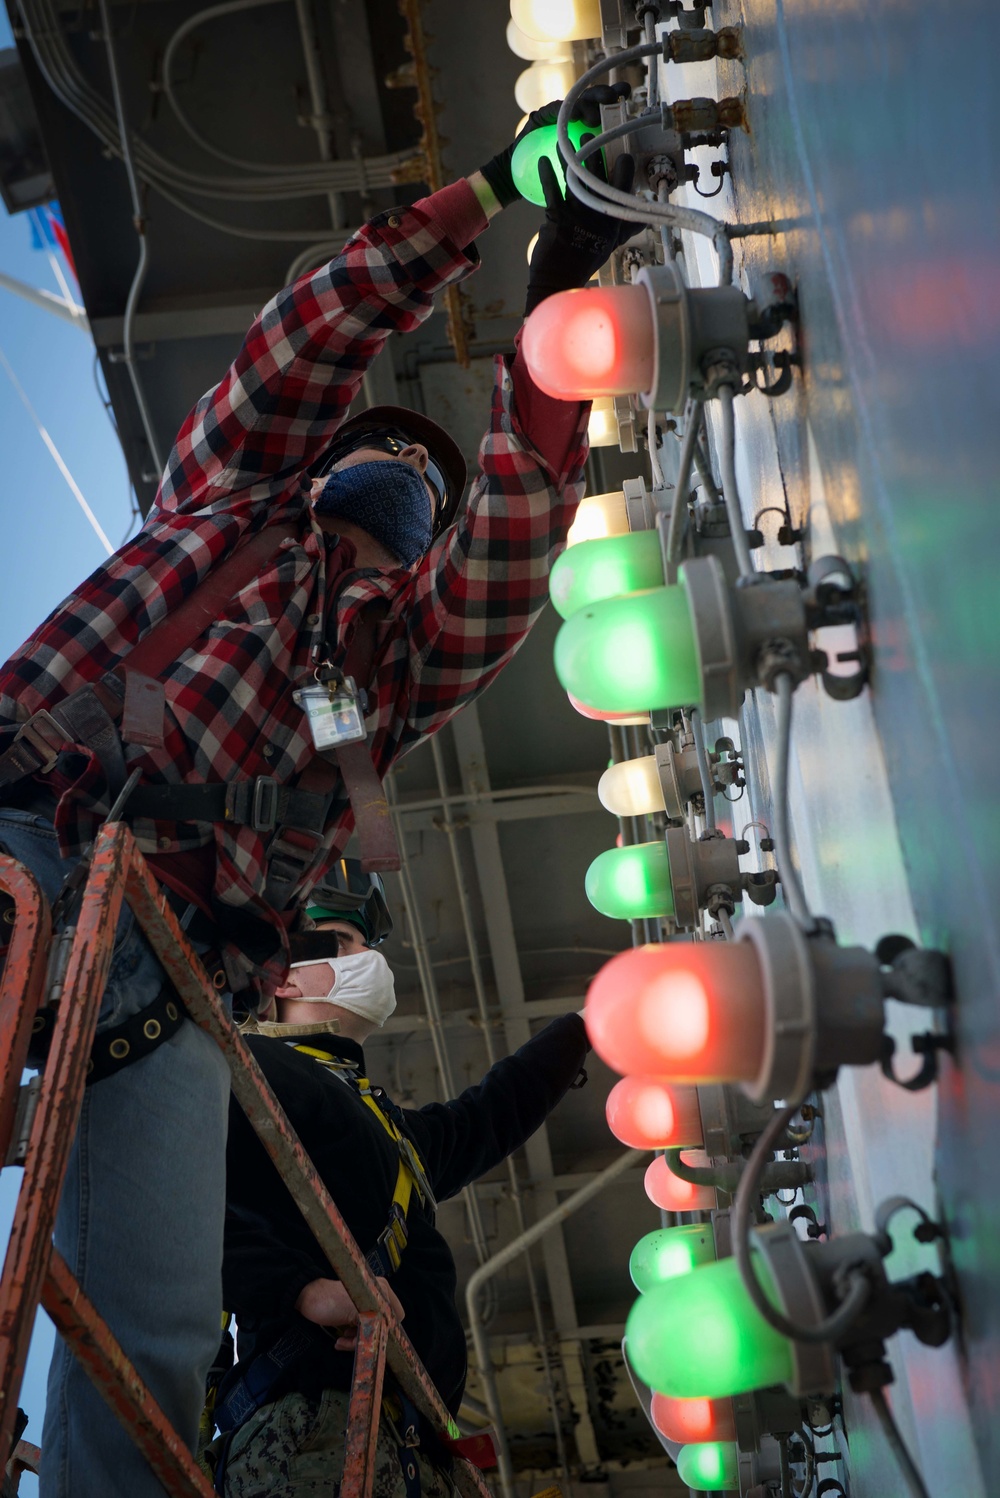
[1,12,135,1477]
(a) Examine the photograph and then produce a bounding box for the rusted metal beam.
[341,1311,387,1498]
[396,0,472,368]
[0,858,50,1167]
[6,1437,41,1493]
[0,833,125,1460]
[41,1250,215,1498]
[117,826,491,1498]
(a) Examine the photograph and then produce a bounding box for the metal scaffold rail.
[0,824,491,1498]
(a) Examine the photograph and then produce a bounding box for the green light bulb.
[624,1256,794,1399]
[585,841,674,922]
[553,584,701,715]
[550,531,665,621]
[677,1442,739,1491]
[629,1225,717,1292]
[512,119,595,207]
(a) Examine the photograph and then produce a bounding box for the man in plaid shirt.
[0,88,633,1496]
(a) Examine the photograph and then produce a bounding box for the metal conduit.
[292,0,343,231]
[385,775,496,1308]
[465,1149,646,1498]
[428,738,571,1482]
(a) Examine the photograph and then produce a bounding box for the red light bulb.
[567,693,649,725]
[585,943,766,1083]
[521,285,656,400]
[605,1077,703,1150]
[650,1393,737,1445]
[643,1153,715,1212]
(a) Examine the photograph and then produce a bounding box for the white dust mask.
[288,948,396,1028]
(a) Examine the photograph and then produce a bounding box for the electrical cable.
[867,1387,932,1498]
[95,0,165,480]
[772,673,813,927]
[663,398,701,564]
[284,237,358,285]
[555,44,737,284]
[732,1098,872,1344]
[161,0,330,175]
[717,382,754,579]
[793,1424,817,1498]
[689,708,716,832]
[642,6,659,109]
[19,0,416,248]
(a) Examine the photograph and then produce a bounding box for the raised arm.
[155,194,484,518]
[402,1013,590,1202]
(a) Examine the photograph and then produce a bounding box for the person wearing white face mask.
[210,864,590,1496]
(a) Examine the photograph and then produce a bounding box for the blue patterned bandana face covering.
[314,459,433,567]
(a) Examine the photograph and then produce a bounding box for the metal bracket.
[5,1076,42,1167]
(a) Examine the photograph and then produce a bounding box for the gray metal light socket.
[681,552,811,720]
[654,737,718,820]
[665,825,742,929]
[697,1083,787,1165]
[635,262,751,412]
[737,911,886,1104]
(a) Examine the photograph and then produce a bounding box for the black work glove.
[479,104,559,209]
[479,81,631,210]
[524,147,637,316]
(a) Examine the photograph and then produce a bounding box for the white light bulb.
[510,0,602,44]
[598,756,667,818]
[566,489,629,547]
[506,17,572,60]
[586,396,619,450]
[514,59,579,115]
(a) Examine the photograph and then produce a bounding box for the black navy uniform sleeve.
[401,1013,589,1202]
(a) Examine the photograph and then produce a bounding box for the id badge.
[293,682,367,751]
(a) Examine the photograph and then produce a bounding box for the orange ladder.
[0,822,491,1498]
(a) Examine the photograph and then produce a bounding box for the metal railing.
[0,822,491,1498]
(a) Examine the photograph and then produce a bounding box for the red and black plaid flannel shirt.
[0,193,589,984]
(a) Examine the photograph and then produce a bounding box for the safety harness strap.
[0,523,297,795]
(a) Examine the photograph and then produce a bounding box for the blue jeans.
[0,808,231,1498]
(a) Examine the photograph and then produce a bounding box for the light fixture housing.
[512,119,597,206]
[651,1392,737,1445]
[522,263,790,410]
[505,16,571,59]
[565,488,630,548]
[566,694,649,727]
[586,396,620,449]
[586,911,950,1098]
[554,553,819,719]
[550,530,664,620]
[644,1153,716,1212]
[676,1440,739,1491]
[626,1217,951,1400]
[630,1224,717,1292]
[584,829,777,929]
[509,0,601,43]
[605,1076,702,1150]
[513,58,580,114]
[598,732,742,822]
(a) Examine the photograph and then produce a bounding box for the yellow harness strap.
[292,1047,434,1270]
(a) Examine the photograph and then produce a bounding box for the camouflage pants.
[216,1387,457,1498]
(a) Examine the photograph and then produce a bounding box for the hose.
[772,673,813,927]
[732,1099,872,1344]
[717,382,755,579]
